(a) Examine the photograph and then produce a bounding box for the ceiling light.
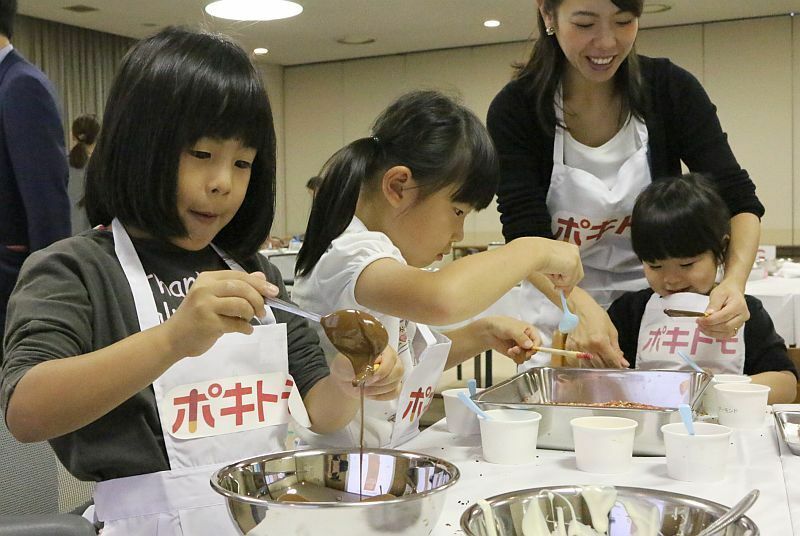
[336,35,376,45]
[205,0,303,21]
[643,3,671,14]
[484,20,501,28]
[63,4,98,13]
[253,47,269,55]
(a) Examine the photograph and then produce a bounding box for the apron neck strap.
[112,218,162,331]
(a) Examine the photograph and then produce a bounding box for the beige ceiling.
[19,0,800,66]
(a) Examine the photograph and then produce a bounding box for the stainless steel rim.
[210,447,461,508]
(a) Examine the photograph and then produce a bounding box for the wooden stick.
[533,346,592,359]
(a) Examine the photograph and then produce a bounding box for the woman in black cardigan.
[487,0,764,368]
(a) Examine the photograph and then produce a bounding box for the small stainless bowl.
[460,485,759,535]
[211,448,460,535]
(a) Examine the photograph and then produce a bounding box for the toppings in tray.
[522,397,665,411]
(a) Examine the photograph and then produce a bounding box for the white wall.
[276,15,798,245]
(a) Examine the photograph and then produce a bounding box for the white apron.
[94,220,297,536]
[636,292,745,373]
[300,323,450,448]
[519,93,652,370]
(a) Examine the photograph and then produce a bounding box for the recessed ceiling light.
[336,35,376,45]
[253,47,269,55]
[484,20,501,28]
[205,0,303,21]
[643,2,671,14]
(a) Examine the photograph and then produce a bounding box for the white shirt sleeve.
[292,220,407,360]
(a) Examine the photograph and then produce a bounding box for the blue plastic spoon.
[467,378,478,397]
[677,350,705,375]
[558,290,579,333]
[679,403,695,435]
[457,392,491,420]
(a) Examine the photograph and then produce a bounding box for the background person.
[68,113,100,233]
[0,0,69,341]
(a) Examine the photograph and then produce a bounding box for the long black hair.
[84,26,276,259]
[296,90,499,277]
[631,173,730,264]
[515,0,646,136]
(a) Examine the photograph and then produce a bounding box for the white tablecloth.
[774,404,800,534]
[404,416,796,535]
[745,276,800,346]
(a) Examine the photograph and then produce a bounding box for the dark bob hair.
[84,26,276,259]
[296,90,499,277]
[631,173,730,264]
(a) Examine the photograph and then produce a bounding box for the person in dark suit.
[0,0,69,339]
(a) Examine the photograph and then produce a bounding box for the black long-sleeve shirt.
[486,55,765,242]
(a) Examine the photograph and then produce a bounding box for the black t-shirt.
[134,237,227,323]
[607,288,798,377]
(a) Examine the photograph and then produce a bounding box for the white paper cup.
[702,374,751,415]
[714,383,770,429]
[442,388,484,436]
[570,416,638,474]
[479,409,541,464]
[661,422,732,482]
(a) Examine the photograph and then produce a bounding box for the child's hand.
[475,316,542,365]
[531,238,583,293]
[329,347,404,401]
[163,270,276,358]
[700,279,749,339]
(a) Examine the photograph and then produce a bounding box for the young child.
[293,90,584,447]
[0,27,402,535]
[607,173,797,403]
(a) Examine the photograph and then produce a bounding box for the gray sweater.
[1,229,330,481]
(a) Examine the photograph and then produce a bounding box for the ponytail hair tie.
[371,135,380,146]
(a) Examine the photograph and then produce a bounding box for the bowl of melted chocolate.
[211,448,460,535]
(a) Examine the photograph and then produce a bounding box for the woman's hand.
[329,346,404,401]
[700,279,750,339]
[163,270,274,359]
[474,316,542,364]
[565,295,628,368]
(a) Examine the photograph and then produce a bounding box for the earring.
[546,26,556,36]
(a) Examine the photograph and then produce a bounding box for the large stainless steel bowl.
[211,448,460,535]
[460,485,758,535]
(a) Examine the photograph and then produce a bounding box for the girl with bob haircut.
[293,90,584,448]
[487,0,765,370]
[1,26,402,535]
[607,173,796,403]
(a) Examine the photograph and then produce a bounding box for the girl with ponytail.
[67,113,100,233]
[293,90,584,448]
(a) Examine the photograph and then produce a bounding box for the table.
[774,404,800,534]
[404,412,798,535]
[745,276,800,346]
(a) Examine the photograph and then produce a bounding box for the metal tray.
[473,367,711,456]
[773,410,800,456]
